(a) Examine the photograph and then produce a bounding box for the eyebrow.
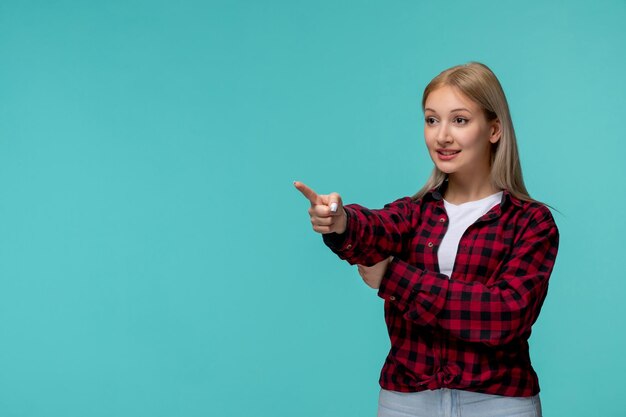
[424,107,472,113]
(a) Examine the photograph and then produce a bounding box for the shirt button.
[346,244,352,250]
[439,218,445,223]
[427,242,434,248]
[389,296,396,301]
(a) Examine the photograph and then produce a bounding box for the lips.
[436,149,461,161]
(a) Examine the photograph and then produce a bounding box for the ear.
[489,119,502,144]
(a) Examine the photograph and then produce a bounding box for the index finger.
[293,181,320,205]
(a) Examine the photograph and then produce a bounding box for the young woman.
[294,62,558,417]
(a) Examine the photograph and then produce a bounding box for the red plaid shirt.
[323,186,559,397]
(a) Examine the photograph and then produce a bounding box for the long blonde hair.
[413,62,533,202]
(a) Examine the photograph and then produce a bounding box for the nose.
[435,124,453,146]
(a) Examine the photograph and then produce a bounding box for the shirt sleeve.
[322,197,415,266]
[378,205,559,347]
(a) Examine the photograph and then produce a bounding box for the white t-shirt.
[438,192,503,278]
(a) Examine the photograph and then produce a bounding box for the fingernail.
[330,202,338,212]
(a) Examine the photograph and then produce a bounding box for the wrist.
[335,209,348,234]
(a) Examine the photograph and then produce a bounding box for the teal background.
[1,1,624,416]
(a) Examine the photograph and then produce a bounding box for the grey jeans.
[378,388,542,417]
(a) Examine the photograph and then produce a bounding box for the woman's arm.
[322,198,416,266]
[295,180,416,266]
[377,205,559,347]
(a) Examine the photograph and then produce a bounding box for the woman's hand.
[357,257,393,289]
[294,181,347,234]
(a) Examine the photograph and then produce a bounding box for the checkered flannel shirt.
[323,187,559,397]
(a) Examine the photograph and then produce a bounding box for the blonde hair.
[413,62,533,202]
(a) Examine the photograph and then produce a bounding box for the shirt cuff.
[378,258,450,327]
[322,206,359,259]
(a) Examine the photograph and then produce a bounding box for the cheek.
[457,127,485,147]
[423,129,436,148]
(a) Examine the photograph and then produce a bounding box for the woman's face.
[423,85,501,179]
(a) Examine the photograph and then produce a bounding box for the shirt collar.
[427,181,447,202]
[426,181,522,208]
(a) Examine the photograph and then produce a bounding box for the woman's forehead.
[424,86,480,113]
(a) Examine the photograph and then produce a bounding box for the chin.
[433,163,457,175]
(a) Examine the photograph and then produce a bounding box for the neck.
[444,172,500,204]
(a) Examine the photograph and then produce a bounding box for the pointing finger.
[294,181,320,205]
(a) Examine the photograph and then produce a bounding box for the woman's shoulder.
[507,193,558,229]
[376,196,423,217]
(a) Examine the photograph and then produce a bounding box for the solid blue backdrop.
[1,1,625,416]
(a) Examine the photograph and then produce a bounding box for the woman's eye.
[454,117,468,124]
[425,117,437,124]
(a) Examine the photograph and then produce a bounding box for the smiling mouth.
[437,150,461,156]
